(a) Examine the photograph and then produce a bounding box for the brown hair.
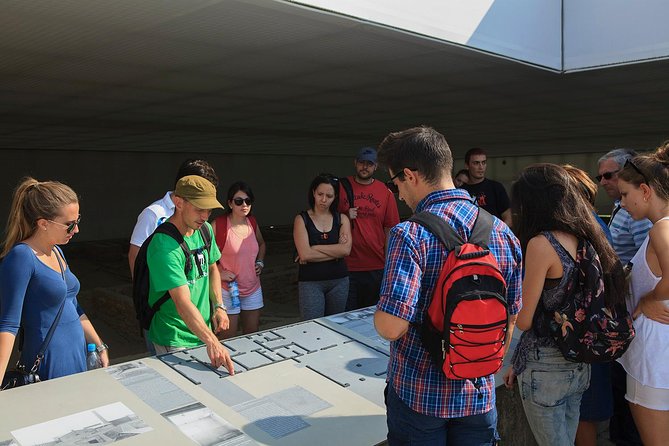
[618,141,669,201]
[511,164,626,307]
[464,147,487,164]
[378,126,453,186]
[562,164,598,206]
[1,177,79,258]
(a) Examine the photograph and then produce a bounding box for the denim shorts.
[385,384,499,445]
[518,346,590,446]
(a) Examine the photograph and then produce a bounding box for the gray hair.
[598,148,638,168]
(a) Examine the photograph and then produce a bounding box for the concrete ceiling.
[1,0,668,158]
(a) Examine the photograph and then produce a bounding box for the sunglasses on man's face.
[48,215,81,233]
[385,168,418,194]
[232,197,253,206]
[595,170,620,182]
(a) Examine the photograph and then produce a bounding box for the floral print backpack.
[538,238,635,363]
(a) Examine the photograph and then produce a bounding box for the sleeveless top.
[511,231,576,374]
[297,211,348,282]
[217,215,260,296]
[618,217,669,388]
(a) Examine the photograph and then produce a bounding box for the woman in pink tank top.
[212,181,266,338]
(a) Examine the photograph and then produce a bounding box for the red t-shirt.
[339,177,400,271]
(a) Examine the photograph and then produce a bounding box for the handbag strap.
[27,248,67,373]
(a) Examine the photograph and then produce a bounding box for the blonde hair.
[1,177,78,258]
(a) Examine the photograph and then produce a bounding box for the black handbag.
[2,249,67,390]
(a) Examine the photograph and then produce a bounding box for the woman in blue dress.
[0,177,109,387]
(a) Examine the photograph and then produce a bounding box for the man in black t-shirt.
[461,147,512,226]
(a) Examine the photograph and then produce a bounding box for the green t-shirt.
[147,222,221,347]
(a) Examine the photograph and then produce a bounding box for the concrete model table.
[0,308,522,446]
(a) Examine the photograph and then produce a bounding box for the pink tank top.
[218,216,260,296]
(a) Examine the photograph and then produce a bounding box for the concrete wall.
[0,148,620,242]
[0,149,352,242]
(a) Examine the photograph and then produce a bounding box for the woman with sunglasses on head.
[616,143,669,446]
[0,178,108,389]
[213,181,266,338]
[293,174,352,320]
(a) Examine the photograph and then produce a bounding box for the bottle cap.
[87,343,97,352]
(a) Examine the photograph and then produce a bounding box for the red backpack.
[410,209,508,380]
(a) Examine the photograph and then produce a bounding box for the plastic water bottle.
[86,343,101,370]
[229,280,241,309]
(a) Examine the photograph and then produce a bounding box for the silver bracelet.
[255,260,264,267]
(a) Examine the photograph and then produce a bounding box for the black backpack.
[536,237,635,363]
[132,222,212,331]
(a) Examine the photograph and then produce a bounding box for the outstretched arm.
[169,285,234,374]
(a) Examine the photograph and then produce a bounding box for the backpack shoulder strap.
[155,221,193,273]
[199,222,212,251]
[409,211,463,251]
[339,177,354,208]
[339,177,354,229]
[215,215,228,251]
[248,215,258,233]
[468,208,494,249]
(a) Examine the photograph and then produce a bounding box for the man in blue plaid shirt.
[374,126,522,445]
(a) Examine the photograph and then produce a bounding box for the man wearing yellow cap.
[146,175,234,374]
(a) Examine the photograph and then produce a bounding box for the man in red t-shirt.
[339,147,400,310]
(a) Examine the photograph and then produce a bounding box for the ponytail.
[1,177,78,258]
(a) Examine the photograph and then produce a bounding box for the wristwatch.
[214,303,227,312]
[96,343,109,354]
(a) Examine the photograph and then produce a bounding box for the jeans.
[518,346,590,446]
[385,384,499,446]
[298,277,349,321]
[345,269,384,311]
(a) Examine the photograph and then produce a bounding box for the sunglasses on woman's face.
[48,215,81,233]
[232,197,253,206]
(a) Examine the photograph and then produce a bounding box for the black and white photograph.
[11,402,151,446]
[162,402,255,446]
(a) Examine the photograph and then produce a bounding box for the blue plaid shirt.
[378,188,523,418]
[609,201,652,265]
